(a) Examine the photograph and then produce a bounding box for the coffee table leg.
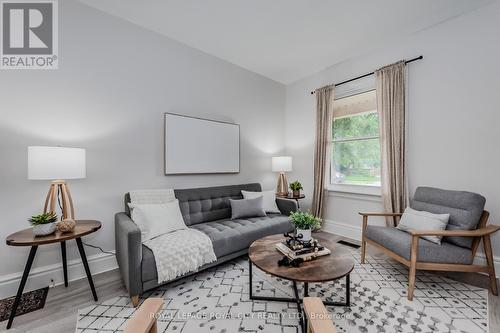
[346,273,350,306]
[322,274,351,307]
[304,282,309,297]
[7,246,38,329]
[61,241,68,287]
[248,257,253,299]
[292,281,305,333]
[76,238,98,301]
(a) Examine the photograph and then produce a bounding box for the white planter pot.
[32,222,57,236]
[296,228,312,242]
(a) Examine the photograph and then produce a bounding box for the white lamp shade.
[272,156,292,172]
[28,146,86,180]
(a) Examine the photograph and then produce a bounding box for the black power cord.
[56,186,114,255]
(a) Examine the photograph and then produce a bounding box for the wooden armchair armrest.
[359,212,403,229]
[408,225,500,237]
[358,212,403,217]
[303,297,337,333]
[124,298,164,333]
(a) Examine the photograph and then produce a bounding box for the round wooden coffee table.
[248,232,354,331]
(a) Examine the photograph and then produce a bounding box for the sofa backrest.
[411,186,485,248]
[174,183,261,225]
[124,183,262,226]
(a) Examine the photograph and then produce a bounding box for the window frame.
[327,88,381,196]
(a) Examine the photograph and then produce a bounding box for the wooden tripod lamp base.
[43,180,75,220]
[272,156,292,197]
[276,172,289,197]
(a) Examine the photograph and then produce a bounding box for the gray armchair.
[360,187,499,300]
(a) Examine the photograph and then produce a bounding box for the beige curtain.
[375,61,409,225]
[311,85,334,219]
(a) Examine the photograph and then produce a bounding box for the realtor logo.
[1,0,58,69]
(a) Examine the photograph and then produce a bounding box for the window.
[330,90,381,191]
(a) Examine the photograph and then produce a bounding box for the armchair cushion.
[365,225,473,265]
[411,187,486,248]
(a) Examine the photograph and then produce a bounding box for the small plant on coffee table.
[290,211,321,241]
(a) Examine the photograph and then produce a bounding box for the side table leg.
[76,238,98,301]
[61,241,68,287]
[7,246,38,329]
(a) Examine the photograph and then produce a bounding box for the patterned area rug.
[76,246,488,333]
[0,287,49,322]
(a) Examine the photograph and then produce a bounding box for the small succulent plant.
[28,212,58,226]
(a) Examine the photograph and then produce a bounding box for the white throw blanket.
[143,229,217,284]
[128,189,217,284]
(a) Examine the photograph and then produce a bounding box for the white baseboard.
[322,219,362,241]
[322,219,500,278]
[0,252,117,299]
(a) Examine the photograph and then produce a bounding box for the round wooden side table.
[277,193,306,208]
[5,220,101,329]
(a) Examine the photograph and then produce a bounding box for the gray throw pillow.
[397,207,450,244]
[230,196,266,219]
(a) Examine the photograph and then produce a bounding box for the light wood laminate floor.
[1,238,498,332]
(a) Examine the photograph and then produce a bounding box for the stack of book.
[275,240,331,260]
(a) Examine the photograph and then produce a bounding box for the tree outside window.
[331,90,381,187]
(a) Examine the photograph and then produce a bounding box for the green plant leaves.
[28,212,58,226]
[290,211,321,230]
[289,181,303,191]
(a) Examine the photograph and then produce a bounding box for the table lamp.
[272,156,292,197]
[28,146,86,220]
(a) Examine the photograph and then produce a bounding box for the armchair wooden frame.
[359,210,499,300]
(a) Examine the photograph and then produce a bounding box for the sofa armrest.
[115,212,143,297]
[276,197,298,216]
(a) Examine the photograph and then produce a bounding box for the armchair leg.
[361,239,366,264]
[483,235,498,296]
[361,215,367,264]
[407,236,419,301]
[131,295,140,307]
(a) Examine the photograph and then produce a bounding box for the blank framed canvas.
[164,113,240,174]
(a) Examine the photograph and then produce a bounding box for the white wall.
[0,1,285,297]
[285,2,500,266]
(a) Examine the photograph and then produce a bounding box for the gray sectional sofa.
[115,183,297,299]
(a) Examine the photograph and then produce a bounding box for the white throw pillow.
[397,207,450,244]
[128,199,187,241]
[241,190,280,214]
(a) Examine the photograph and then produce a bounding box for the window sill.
[326,183,381,197]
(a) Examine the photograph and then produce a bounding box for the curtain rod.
[310,55,423,94]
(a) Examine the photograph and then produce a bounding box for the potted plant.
[29,212,58,236]
[289,211,321,242]
[289,181,303,198]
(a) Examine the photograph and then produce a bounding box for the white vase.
[296,228,312,242]
[33,222,57,236]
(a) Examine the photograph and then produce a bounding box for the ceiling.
[79,0,494,84]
